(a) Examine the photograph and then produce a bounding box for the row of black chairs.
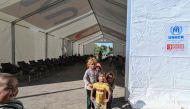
[0,55,92,83]
[1,63,20,74]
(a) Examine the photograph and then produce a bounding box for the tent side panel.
[84,43,95,55]
[129,0,190,108]
[66,40,73,56]
[15,25,45,62]
[0,20,11,63]
[48,36,62,58]
[33,31,45,59]
[113,43,125,56]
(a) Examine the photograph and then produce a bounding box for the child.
[96,63,102,73]
[0,73,24,109]
[98,51,102,62]
[106,71,116,109]
[83,57,98,109]
[91,72,111,109]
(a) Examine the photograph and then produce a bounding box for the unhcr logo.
[170,26,182,35]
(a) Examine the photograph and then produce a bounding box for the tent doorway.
[94,42,113,60]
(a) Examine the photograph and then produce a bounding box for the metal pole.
[45,33,48,58]
[125,0,132,100]
[11,22,15,64]
[71,41,73,55]
[62,38,65,56]
[82,45,84,55]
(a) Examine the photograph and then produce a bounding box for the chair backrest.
[1,62,20,74]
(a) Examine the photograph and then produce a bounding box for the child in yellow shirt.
[91,72,111,109]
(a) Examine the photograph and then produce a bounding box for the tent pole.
[71,41,73,55]
[11,22,16,64]
[45,33,48,58]
[62,38,65,56]
[125,0,132,101]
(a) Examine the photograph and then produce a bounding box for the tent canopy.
[0,0,126,42]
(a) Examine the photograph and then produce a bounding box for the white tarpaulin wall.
[15,25,46,62]
[128,0,190,109]
[0,19,62,64]
[62,39,73,56]
[47,36,62,59]
[0,20,11,63]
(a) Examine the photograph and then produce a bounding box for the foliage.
[94,43,113,56]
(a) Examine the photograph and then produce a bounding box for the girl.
[83,57,98,109]
[106,71,116,109]
[96,62,102,73]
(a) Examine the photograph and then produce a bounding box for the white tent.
[4,0,190,108]
[127,0,190,108]
[0,0,126,64]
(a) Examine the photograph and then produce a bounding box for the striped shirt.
[83,69,98,90]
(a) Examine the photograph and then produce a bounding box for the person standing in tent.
[96,62,102,73]
[83,57,98,109]
[98,51,102,62]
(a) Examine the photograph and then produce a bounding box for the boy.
[91,72,111,109]
[0,73,24,109]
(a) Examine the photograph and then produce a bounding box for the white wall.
[0,20,11,63]
[15,25,45,62]
[128,0,190,108]
[0,20,63,64]
[15,24,62,61]
[84,43,95,55]
[63,39,73,56]
[67,40,73,56]
[47,36,62,58]
[73,42,79,55]
[113,44,125,56]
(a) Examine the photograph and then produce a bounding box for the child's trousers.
[86,89,94,109]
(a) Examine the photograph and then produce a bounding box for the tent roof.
[0,0,126,42]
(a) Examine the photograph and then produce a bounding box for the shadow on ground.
[113,97,132,109]
[17,87,83,99]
